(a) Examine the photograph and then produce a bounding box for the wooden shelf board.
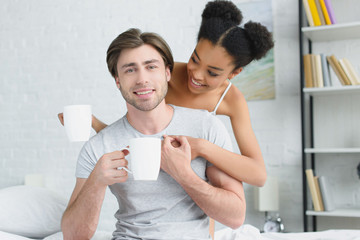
[305,148,360,153]
[303,86,360,96]
[306,208,360,217]
[302,22,360,42]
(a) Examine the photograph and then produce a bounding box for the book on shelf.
[310,54,317,87]
[305,169,323,211]
[302,0,336,26]
[314,176,325,211]
[324,0,337,24]
[303,54,359,88]
[318,176,335,211]
[319,0,332,25]
[339,58,360,85]
[303,53,328,88]
[327,55,352,86]
[307,0,322,26]
[315,0,326,25]
[314,54,324,87]
[303,54,314,87]
[303,0,314,27]
[320,53,331,86]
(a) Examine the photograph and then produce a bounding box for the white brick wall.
[2,0,357,233]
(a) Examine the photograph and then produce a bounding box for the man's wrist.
[173,167,198,187]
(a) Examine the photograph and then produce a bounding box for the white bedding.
[2,226,360,240]
[1,185,359,240]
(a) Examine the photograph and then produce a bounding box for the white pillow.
[0,230,33,240]
[0,185,68,239]
[44,231,113,240]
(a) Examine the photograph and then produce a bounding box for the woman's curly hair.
[198,0,274,69]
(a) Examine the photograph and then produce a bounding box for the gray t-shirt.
[76,105,233,240]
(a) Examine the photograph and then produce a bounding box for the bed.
[1,184,359,240]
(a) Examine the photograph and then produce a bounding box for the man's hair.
[107,28,174,79]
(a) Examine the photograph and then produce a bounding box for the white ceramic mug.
[119,137,161,181]
[63,105,92,142]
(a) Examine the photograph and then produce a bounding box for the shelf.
[305,148,360,153]
[303,85,360,96]
[307,208,360,217]
[302,22,360,42]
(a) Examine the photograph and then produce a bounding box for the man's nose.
[136,68,149,84]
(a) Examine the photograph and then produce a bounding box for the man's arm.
[161,136,245,229]
[61,151,129,240]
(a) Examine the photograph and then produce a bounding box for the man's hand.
[89,150,130,187]
[161,135,192,180]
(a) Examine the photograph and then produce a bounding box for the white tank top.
[210,81,232,115]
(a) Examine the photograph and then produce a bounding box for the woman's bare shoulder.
[222,84,248,116]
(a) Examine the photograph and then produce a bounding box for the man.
[61,28,245,240]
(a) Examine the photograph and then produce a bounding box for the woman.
[59,0,273,187]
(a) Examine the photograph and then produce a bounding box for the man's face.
[115,44,171,111]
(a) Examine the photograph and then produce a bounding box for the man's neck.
[126,102,174,135]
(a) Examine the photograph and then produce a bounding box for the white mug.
[63,105,92,142]
[119,137,161,181]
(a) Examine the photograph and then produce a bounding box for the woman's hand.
[58,113,65,126]
[168,135,203,160]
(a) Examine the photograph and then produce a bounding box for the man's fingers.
[109,168,129,178]
[110,159,128,169]
[103,150,128,160]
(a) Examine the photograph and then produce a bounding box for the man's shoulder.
[172,105,224,129]
[172,105,212,117]
[88,117,126,142]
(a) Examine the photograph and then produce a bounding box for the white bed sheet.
[2,224,360,240]
[215,225,360,240]
[261,229,360,240]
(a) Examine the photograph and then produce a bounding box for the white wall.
[0,0,304,232]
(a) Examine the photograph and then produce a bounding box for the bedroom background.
[1,0,359,233]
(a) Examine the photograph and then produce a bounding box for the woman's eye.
[191,56,198,64]
[208,71,218,77]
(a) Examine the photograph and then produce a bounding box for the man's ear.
[165,66,171,82]
[115,76,120,89]
[228,67,243,80]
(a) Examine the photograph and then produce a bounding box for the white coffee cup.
[63,105,92,142]
[120,137,161,181]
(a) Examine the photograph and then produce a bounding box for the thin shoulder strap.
[212,81,232,115]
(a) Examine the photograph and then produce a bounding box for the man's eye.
[148,65,157,70]
[125,68,135,73]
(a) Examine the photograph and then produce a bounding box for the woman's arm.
[91,115,108,133]
[58,113,108,133]
[189,91,266,187]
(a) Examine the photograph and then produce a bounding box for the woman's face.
[186,39,237,94]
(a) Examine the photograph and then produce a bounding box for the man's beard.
[119,77,168,112]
